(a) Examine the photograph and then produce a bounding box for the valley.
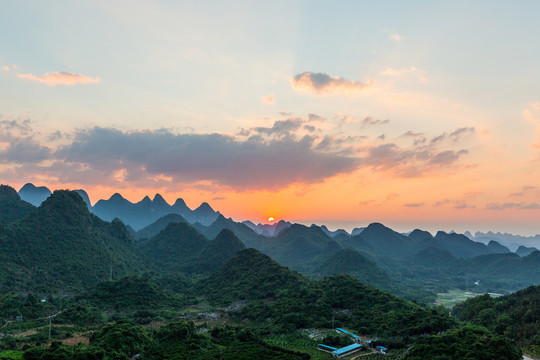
[0,185,538,359]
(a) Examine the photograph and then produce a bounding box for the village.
[317,328,389,359]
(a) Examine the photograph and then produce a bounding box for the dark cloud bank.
[0,117,474,190]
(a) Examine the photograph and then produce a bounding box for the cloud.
[429,149,469,166]
[391,34,402,42]
[54,126,359,190]
[430,127,475,145]
[252,118,304,137]
[0,114,475,190]
[261,95,276,105]
[3,65,9,71]
[486,202,540,210]
[404,202,424,208]
[0,118,33,137]
[362,117,389,126]
[357,136,470,177]
[339,115,389,126]
[434,199,475,209]
[510,185,538,197]
[17,71,99,86]
[0,137,52,164]
[434,199,451,207]
[291,72,369,96]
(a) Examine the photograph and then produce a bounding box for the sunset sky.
[2,1,540,235]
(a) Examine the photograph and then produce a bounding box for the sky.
[2,1,540,235]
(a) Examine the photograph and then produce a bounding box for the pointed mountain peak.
[173,198,187,207]
[109,193,126,201]
[196,202,214,211]
[213,228,240,241]
[139,195,152,205]
[152,193,169,206]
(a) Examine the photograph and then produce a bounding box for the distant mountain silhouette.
[18,183,52,206]
[194,214,264,248]
[263,224,341,268]
[315,248,393,290]
[341,223,414,258]
[74,189,92,208]
[92,193,220,230]
[319,224,349,238]
[486,240,511,254]
[471,231,540,251]
[136,213,188,240]
[140,222,245,274]
[432,231,494,259]
[515,245,539,257]
[242,219,292,237]
[408,229,434,243]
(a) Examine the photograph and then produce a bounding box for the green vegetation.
[405,325,522,360]
[0,186,536,359]
[0,350,23,360]
[453,285,540,346]
[435,289,479,308]
[314,248,393,291]
[0,190,144,292]
[0,185,34,224]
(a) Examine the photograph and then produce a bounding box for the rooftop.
[334,343,362,355]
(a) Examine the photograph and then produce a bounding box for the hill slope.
[453,285,540,346]
[0,185,35,223]
[314,248,393,290]
[0,190,144,291]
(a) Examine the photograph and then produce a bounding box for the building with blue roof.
[332,343,363,358]
[376,345,388,354]
[335,328,361,343]
[317,344,337,352]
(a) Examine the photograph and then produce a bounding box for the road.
[1,310,63,330]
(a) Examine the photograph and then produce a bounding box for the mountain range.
[18,182,220,230]
[7,183,540,300]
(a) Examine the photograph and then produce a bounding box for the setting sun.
[268,217,275,222]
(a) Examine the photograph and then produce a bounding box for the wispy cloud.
[391,34,402,42]
[291,72,369,96]
[486,202,540,210]
[434,199,475,209]
[404,202,424,208]
[17,71,99,86]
